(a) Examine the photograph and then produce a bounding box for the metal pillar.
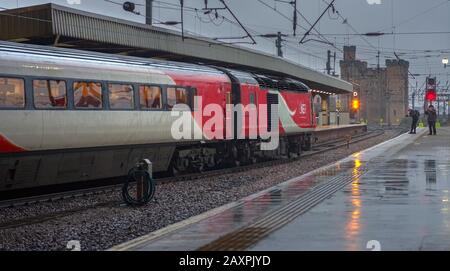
[276,32,283,57]
[146,0,153,25]
[326,50,331,75]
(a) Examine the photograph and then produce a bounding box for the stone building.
[339,46,409,125]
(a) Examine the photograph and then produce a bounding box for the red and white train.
[0,41,316,191]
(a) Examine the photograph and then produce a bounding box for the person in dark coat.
[425,105,437,135]
[408,109,419,134]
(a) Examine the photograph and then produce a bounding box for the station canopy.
[0,3,352,94]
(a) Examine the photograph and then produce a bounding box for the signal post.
[425,77,437,108]
[351,91,360,123]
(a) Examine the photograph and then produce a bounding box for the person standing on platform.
[408,109,419,134]
[425,105,437,135]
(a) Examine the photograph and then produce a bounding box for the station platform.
[312,124,367,143]
[110,127,450,251]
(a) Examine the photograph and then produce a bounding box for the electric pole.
[276,32,283,57]
[293,0,297,36]
[333,51,336,76]
[377,51,380,70]
[180,0,184,41]
[326,50,336,75]
[326,50,331,75]
[275,0,298,36]
[146,0,153,25]
[259,33,287,57]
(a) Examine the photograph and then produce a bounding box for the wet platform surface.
[111,127,450,251]
[252,127,450,251]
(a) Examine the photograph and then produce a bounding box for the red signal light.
[425,90,437,101]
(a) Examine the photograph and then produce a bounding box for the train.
[0,41,316,191]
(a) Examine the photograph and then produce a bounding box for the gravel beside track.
[0,129,401,251]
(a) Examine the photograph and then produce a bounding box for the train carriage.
[0,41,316,191]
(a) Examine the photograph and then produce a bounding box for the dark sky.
[2,0,450,91]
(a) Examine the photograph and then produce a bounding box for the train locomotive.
[0,41,316,191]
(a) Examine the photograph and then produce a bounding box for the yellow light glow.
[354,159,361,168]
[352,99,360,110]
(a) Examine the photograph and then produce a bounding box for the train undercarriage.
[170,133,312,175]
[0,133,312,192]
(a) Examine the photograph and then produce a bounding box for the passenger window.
[249,93,255,104]
[0,77,25,108]
[139,85,162,109]
[73,82,102,109]
[109,84,134,109]
[167,87,188,110]
[33,80,67,108]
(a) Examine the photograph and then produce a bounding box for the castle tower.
[340,46,409,125]
[385,59,410,125]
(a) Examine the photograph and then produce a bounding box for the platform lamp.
[443,57,449,69]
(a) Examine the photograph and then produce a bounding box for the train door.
[248,88,258,138]
[238,85,259,139]
[267,90,279,133]
[310,92,316,127]
[224,83,233,139]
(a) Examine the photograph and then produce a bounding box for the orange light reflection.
[346,159,362,250]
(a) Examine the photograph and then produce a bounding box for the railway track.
[0,128,396,211]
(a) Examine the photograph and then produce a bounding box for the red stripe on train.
[0,134,25,153]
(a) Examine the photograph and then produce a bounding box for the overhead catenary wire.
[299,0,335,45]
[255,0,342,52]
[0,2,312,59]
[150,1,330,63]
[322,0,378,51]
[377,0,450,33]
[219,15,328,61]
[304,31,450,37]
[2,1,448,81]
[218,0,256,45]
[149,0,256,44]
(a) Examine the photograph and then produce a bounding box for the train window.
[167,87,188,110]
[108,84,134,109]
[73,82,103,109]
[33,80,67,109]
[0,77,25,108]
[249,93,255,104]
[139,85,162,109]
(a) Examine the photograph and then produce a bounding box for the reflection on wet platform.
[251,128,450,250]
[425,160,437,185]
[112,128,450,251]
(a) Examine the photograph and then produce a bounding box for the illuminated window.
[139,86,162,109]
[33,80,67,109]
[73,82,103,109]
[109,84,134,109]
[167,87,188,110]
[0,77,25,108]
